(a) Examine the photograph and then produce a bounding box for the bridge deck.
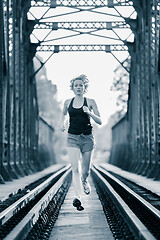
[49,178,114,240]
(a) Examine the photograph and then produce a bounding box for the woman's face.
[73,80,85,95]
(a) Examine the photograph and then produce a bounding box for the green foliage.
[110,59,130,117]
[34,56,67,163]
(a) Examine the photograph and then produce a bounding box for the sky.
[29,3,135,125]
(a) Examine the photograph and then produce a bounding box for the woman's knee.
[82,165,90,173]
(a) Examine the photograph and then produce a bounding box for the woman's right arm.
[61,100,68,132]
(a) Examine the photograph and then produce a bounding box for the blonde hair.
[70,74,89,93]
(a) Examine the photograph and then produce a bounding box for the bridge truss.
[0,0,160,182]
[28,0,134,74]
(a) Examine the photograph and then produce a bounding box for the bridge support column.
[0,0,5,183]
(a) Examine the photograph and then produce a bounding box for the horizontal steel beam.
[31,0,133,7]
[34,21,130,30]
[36,44,128,52]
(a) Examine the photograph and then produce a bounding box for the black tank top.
[68,97,92,135]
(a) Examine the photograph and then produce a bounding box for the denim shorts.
[67,133,95,153]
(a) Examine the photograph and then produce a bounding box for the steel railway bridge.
[0,0,160,184]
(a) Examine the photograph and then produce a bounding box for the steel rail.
[95,164,160,219]
[0,164,70,226]
[91,165,157,240]
[4,167,71,240]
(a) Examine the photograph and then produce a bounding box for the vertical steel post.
[16,0,24,176]
[156,31,160,179]
[18,6,23,172]
[23,51,28,174]
[6,0,12,178]
[7,0,18,179]
[146,0,155,177]
[0,0,5,183]
[147,0,160,178]
[12,0,19,177]
[129,1,142,174]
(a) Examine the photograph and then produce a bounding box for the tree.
[110,58,130,119]
[33,56,67,163]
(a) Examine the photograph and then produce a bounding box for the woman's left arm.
[83,99,102,125]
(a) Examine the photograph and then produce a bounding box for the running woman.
[62,74,102,211]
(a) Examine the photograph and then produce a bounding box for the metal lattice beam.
[31,0,133,8]
[36,44,128,52]
[28,0,134,65]
[34,21,130,30]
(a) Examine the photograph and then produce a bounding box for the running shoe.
[82,179,91,195]
[73,198,84,211]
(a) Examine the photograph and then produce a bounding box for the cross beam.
[31,0,133,8]
[34,21,130,30]
[36,44,128,52]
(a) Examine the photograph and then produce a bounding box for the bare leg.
[67,147,82,199]
[81,151,92,181]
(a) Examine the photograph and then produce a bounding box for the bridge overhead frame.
[24,0,160,179]
[28,0,133,73]
[0,0,160,182]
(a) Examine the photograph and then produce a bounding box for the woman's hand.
[83,99,102,125]
[83,106,90,115]
[61,125,66,132]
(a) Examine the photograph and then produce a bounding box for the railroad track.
[91,164,160,240]
[0,164,159,240]
[0,165,72,240]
